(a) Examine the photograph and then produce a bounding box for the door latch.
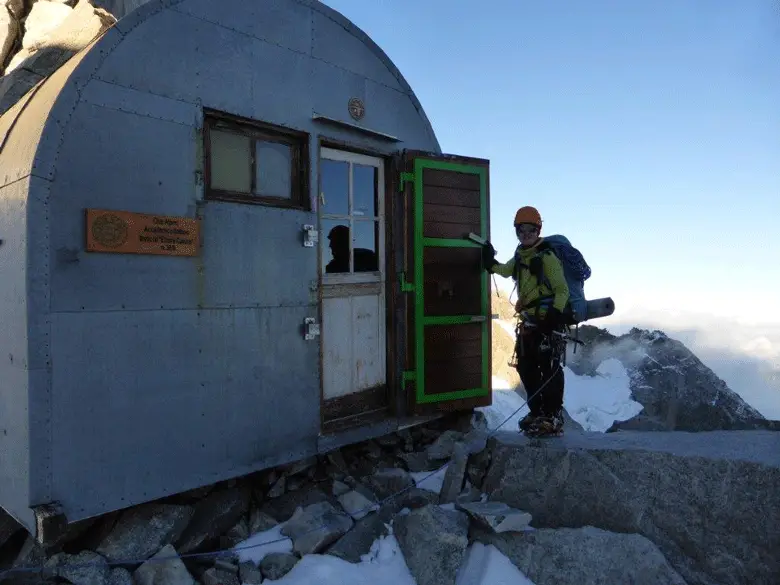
[303,317,320,340]
[302,224,318,248]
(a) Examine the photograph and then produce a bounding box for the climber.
[482,206,570,437]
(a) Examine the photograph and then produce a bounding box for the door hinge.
[302,224,318,248]
[399,172,414,192]
[398,271,415,293]
[401,370,416,390]
[303,317,320,340]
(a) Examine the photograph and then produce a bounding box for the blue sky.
[322,0,780,324]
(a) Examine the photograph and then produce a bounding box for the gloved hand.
[481,242,498,271]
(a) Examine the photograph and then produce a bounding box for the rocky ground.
[3,406,777,585]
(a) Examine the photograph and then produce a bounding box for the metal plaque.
[348,97,365,121]
[85,208,200,257]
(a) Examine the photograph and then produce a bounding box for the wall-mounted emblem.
[348,97,365,121]
[86,209,200,257]
[90,212,128,248]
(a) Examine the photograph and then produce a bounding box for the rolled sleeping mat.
[584,297,615,321]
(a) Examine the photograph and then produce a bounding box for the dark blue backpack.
[517,234,591,323]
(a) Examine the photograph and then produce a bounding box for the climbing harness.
[508,311,584,369]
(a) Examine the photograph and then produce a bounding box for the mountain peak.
[566,324,770,431]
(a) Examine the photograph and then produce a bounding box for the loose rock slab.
[393,504,469,585]
[478,526,687,585]
[280,501,354,555]
[132,544,196,585]
[456,501,532,533]
[96,503,194,563]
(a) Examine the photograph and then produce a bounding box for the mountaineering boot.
[518,412,538,432]
[524,415,564,438]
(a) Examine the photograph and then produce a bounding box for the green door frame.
[407,156,490,404]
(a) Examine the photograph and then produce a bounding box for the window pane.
[322,220,352,274]
[353,164,377,218]
[210,129,251,192]
[255,140,292,199]
[320,159,349,216]
[353,220,379,272]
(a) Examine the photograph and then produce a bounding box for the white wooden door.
[319,148,386,406]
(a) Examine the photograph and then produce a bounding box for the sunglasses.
[515,224,539,236]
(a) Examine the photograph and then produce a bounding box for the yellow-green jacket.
[490,239,570,317]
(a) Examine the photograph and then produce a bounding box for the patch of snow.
[491,376,512,390]
[477,387,528,433]
[410,465,448,495]
[563,358,644,432]
[232,522,293,565]
[267,531,416,584]
[456,542,536,585]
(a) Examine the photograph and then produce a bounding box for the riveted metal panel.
[0,177,33,530]
[311,9,401,90]
[0,63,68,186]
[243,41,312,128]
[197,202,316,308]
[80,78,199,126]
[365,80,439,150]
[26,176,53,507]
[309,59,367,124]
[173,0,313,55]
[111,0,182,35]
[96,10,255,111]
[49,101,199,312]
[49,305,320,520]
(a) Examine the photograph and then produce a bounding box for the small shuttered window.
[204,110,309,209]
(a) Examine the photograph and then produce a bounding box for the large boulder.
[0,0,117,116]
[174,484,251,554]
[95,503,194,564]
[393,505,469,585]
[476,525,687,585]
[483,430,780,585]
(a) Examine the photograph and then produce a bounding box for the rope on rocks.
[0,366,561,582]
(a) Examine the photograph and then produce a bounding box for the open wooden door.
[399,151,492,416]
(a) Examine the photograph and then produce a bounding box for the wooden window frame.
[203,109,310,210]
[319,147,386,284]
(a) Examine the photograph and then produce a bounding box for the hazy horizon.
[494,275,780,420]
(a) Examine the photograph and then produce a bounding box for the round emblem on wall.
[91,213,128,248]
[348,97,365,121]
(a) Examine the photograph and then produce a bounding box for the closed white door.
[318,148,386,406]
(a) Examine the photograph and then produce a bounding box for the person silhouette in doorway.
[325,225,378,273]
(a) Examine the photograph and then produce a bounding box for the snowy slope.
[488,360,643,433]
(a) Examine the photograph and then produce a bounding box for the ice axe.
[466,232,489,247]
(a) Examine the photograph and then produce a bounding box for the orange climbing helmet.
[514,206,542,228]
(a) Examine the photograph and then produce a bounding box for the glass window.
[322,219,351,274]
[320,156,381,276]
[353,220,379,272]
[204,112,308,209]
[210,129,251,193]
[320,159,349,216]
[255,140,291,199]
[353,164,377,218]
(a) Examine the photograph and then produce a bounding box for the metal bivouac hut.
[0,0,493,541]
